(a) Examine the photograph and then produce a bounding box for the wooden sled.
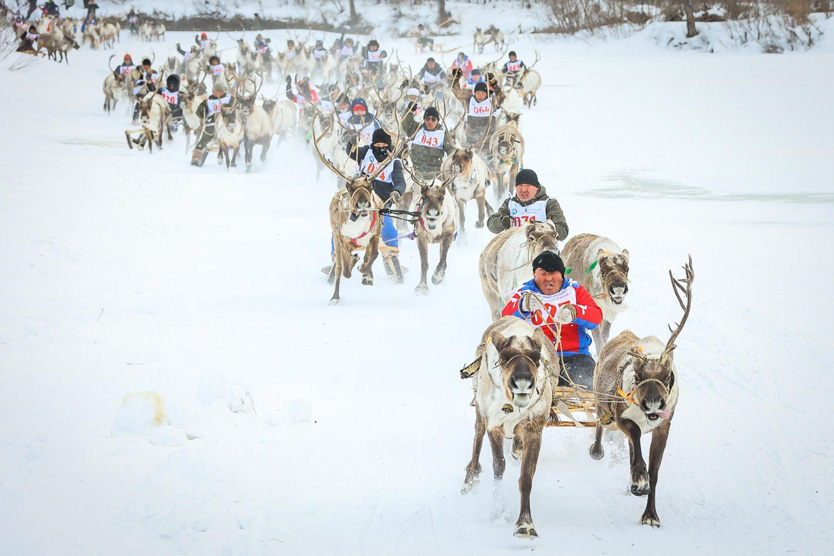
[546,386,600,428]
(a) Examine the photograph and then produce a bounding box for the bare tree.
[680,0,699,37]
[438,0,451,26]
[349,0,358,24]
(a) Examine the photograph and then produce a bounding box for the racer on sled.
[502,250,602,388]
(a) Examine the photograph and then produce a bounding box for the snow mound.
[112,390,171,437]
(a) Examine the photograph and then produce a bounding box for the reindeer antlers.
[663,255,695,357]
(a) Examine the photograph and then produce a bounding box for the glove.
[519,292,546,315]
[556,304,577,325]
[400,79,408,88]
[500,215,511,229]
[285,75,292,84]
[176,42,181,47]
[389,191,402,206]
[406,101,418,114]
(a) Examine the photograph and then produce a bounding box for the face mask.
[371,146,389,161]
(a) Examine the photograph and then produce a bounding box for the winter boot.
[191,148,207,167]
[380,246,404,284]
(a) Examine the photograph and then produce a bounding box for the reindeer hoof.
[414,283,429,295]
[329,297,340,305]
[630,481,651,497]
[431,271,445,285]
[361,277,373,286]
[589,443,604,460]
[475,220,484,229]
[513,524,538,539]
[641,512,661,527]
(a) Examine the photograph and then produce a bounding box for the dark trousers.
[557,354,596,389]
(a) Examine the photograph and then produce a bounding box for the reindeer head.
[220,103,240,133]
[524,221,559,254]
[626,349,676,426]
[138,95,157,125]
[450,149,473,175]
[596,249,630,306]
[489,333,543,409]
[345,179,375,219]
[418,185,447,231]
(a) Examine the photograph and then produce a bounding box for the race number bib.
[367,50,382,62]
[211,64,223,77]
[468,97,492,117]
[161,90,178,104]
[412,128,444,150]
[360,150,394,184]
[508,199,548,227]
[506,61,521,72]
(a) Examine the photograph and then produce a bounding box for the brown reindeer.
[315,117,405,304]
[488,113,524,199]
[463,317,555,538]
[561,234,630,353]
[441,149,493,235]
[414,182,460,294]
[589,256,693,527]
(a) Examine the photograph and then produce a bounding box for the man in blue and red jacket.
[502,250,602,388]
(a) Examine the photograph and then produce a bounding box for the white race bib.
[367,50,382,62]
[161,90,178,104]
[341,46,354,56]
[508,199,548,227]
[207,96,230,115]
[412,128,444,150]
[422,72,440,84]
[506,61,522,72]
[468,97,492,118]
[360,150,395,184]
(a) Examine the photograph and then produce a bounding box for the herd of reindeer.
[87,22,694,542]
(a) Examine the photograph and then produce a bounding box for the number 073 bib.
[508,199,547,226]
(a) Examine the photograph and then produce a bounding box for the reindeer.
[473,28,487,54]
[489,113,524,200]
[100,22,117,49]
[239,78,276,169]
[150,23,166,42]
[561,234,630,353]
[441,149,493,236]
[102,71,125,114]
[479,222,561,321]
[314,118,398,304]
[484,27,506,51]
[37,21,79,64]
[216,100,245,168]
[180,85,208,152]
[139,22,152,42]
[125,91,170,153]
[462,316,555,538]
[589,257,693,528]
[413,181,460,294]
[517,52,542,108]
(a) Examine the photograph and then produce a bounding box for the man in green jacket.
[402,106,456,182]
[486,169,569,239]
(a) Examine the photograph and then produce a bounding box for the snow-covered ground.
[1,27,833,555]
